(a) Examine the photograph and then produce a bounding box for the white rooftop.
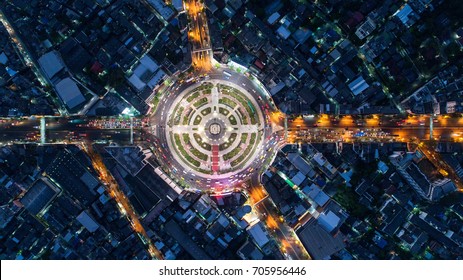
[139,55,159,73]
[55,78,85,109]
[267,12,280,25]
[302,184,330,207]
[172,0,183,12]
[318,211,340,233]
[0,52,8,65]
[128,74,146,91]
[291,171,306,186]
[147,69,166,89]
[349,76,369,96]
[38,51,65,80]
[313,153,327,166]
[247,221,269,248]
[76,211,99,233]
[276,26,291,40]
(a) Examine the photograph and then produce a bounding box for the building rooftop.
[76,211,100,233]
[237,240,264,260]
[291,171,306,186]
[46,150,97,206]
[348,76,369,96]
[20,178,60,215]
[147,0,175,21]
[318,211,341,233]
[38,51,64,80]
[247,221,270,249]
[297,217,345,260]
[55,78,86,109]
[287,152,313,176]
[393,4,417,28]
[164,219,211,260]
[105,146,148,176]
[267,12,280,25]
[302,184,329,207]
[172,0,184,12]
[276,26,291,40]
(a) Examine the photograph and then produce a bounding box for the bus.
[247,101,255,114]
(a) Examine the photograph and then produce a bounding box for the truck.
[69,119,85,124]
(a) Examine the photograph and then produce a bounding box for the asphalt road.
[0,117,136,144]
[0,98,462,191]
[1,112,462,145]
[186,0,212,72]
[286,114,461,143]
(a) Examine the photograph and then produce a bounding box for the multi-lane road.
[0,117,149,144]
[2,112,463,145]
[286,114,463,143]
[186,0,212,72]
[247,182,309,260]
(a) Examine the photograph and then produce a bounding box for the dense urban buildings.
[1,0,463,260]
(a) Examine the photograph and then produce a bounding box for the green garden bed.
[229,115,237,125]
[231,133,259,167]
[174,134,200,167]
[190,147,208,161]
[241,133,248,143]
[194,133,212,151]
[182,134,208,161]
[172,106,184,125]
[193,115,202,125]
[220,87,258,125]
[219,107,229,116]
[193,97,208,108]
[182,109,193,125]
[237,108,248,125]
[186,91,201,102]
[219,97,237,109]
[219,133,237,151]
[183,134,190,144]
[223,146,241,161]
[201,107,212,116]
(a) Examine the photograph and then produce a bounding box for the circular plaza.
[165,79,265,180]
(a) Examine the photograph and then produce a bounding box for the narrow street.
[81,142,164,260]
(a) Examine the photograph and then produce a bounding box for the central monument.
[152,70,278,190]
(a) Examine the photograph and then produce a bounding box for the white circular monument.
[165,79,265,180]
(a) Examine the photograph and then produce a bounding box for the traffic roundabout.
[166,79,265,180]
[148,68,281,191]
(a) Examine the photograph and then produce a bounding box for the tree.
[444,42,463,60]
[107,67,125,88]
